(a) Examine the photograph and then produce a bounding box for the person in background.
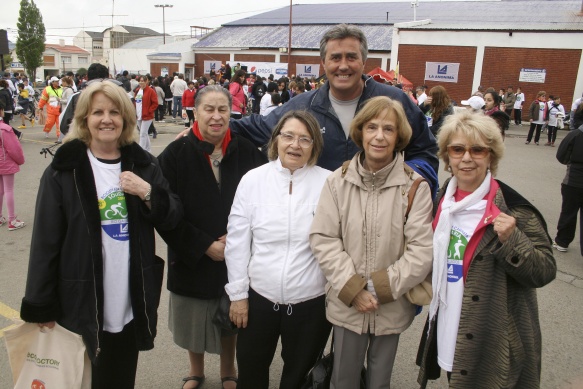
[163,76,173,116]
[171,74,188,120]
[526,91,547,145]
[502,86,515,117]
[553,104,583,256]
[0,100,25,231]
[134,75,158,151]
[226,111,331,389]
[310,96,433,389]
[417,111,556,388]
[278,79,290,104]
[262,93,281,117]
[183,81,197,128]
[416,85,427,106]
[37,76,63,140]
[293,81,305,97]
[0,80,15,125]
[420,85,454,136]
[229,70,247,120]
[16,84,34,129]
[259,83,277,116]
[513,86,525,125]
[60,76,75,113]
[153,79,166,122]
[20,81,182,389]
[157,85,267,389]
[460,95,485,113]
[484,91,509,140]
[570,92,583,129]
[545,96,565,146]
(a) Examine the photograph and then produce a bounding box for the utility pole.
[287,0,292,77]
[154,4,174,44]
[99,0,127,75]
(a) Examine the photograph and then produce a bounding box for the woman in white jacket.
[225,110,331,389]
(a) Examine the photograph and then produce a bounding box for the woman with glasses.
[225,110,332,389]
[310,96,433,388]
[417,111,556,388]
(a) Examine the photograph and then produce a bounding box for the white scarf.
[428,172,491,324]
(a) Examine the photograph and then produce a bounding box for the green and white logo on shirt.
[447,228,467,283]
[98,188,129,241]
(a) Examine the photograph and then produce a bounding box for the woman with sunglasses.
[417,111,556,388]
[225,110,331,389]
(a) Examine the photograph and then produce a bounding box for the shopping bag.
[38,110,46,126]
[4,321,91,389]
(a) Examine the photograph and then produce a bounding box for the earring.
[447,166,452,173]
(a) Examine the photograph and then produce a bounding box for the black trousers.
[92,320,139,389]
[155,105,165,121]
[237,289,331,389]
[505,108,513,118]
[547,125,559,143]
[185,109,195,128]
[514,108,522,124]
[555,184,583,256]
[527,123,544,143]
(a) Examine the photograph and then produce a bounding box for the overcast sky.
[2,0,490,44]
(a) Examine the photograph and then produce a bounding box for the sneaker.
[525,141,530,145]
[17,125,26,129]
[31,119,35,126]
[535,142,539,145]
[8,219,25,231]
[553,241,568,252]
[0,216,7,226]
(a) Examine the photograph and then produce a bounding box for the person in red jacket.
[182,81,197,129]
[134,76,158,152]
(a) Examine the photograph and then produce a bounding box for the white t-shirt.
[135,89,144,120]
[329,92,359,138]
[88,150,133,333]
[437,197,485,372]
[533,101,546,124]
[514,93,524,109]
[547,104,565,127]
[259,94,272,115]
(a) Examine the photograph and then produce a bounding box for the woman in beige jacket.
[309,96,434,389]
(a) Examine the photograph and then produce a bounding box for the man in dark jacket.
[120,70,131,92]
[228,24,438,191]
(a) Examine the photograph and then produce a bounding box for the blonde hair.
[66,81,137,147]
[350,96,412,152]
[437,110,505,175]
[267,110,323,166]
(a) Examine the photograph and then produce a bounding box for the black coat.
[157,131,267,299]
[20,140,183,362]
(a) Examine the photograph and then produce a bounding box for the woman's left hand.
[120,172,151,200]
[493,213,516,243]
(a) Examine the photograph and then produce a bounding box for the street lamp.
[154,4,173,44]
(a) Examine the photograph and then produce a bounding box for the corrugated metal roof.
[85,31,103,39]
[194,25,393,51]
[224,1,583,29]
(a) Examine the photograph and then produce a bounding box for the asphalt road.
[0,120,581,389]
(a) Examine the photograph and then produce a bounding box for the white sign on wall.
[424,62,460,83]
[204,61,222,74]
[519,68,546,83]
[228,62,288,78]
[296,64,320,78]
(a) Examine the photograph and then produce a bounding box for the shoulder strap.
[340,160,351,177]
[404,165,427,224]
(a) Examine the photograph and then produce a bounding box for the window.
[78,57,88,64]
[43,55,55,66]
[62,56,72,63]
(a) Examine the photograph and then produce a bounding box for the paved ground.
[0,120,582,388]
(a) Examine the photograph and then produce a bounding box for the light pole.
[154,4,173,44]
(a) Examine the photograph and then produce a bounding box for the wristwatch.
[143,186,152,201]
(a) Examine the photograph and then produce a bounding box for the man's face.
[508,87,513,93]
[322,37,365,100]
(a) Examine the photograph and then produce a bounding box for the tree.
[15,0,45,81]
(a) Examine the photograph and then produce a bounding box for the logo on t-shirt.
[98,188,129,241]
[135,91,143,104]
[447,228,467,282]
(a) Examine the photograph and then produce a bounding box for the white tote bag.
[4,321,91,389]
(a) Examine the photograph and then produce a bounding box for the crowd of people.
[2,21,581,389]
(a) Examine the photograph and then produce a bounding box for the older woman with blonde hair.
[20,80,182,389]
[417,110,556,388]
[310,96,434,388]
[226,110,331,389]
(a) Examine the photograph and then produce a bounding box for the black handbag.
[301,334,366,389]
[212,293,238,335]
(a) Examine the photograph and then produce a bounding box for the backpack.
[254,83,266,98]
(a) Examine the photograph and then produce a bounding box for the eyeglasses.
[279,132,313,148]
[447,144,491,159]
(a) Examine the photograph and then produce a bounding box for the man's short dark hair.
[87,63,109,80]
[123,70,128,76]
[320,24,368,62]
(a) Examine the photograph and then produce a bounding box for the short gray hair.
[194,85,232,110]
[319,24,368,62]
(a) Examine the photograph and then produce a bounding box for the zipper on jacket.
[281,174,293,303]
[74,169,101,358]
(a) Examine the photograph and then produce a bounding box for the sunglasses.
[447,144,491,159]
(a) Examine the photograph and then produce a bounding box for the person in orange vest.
[37,76,63,140]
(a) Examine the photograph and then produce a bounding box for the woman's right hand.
[205,239,226,261]
[230,299,249,328]
[424,96,433,106]
[352,290,379,313]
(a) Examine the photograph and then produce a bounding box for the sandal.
[182,375,205,389]
[221,376,238,389]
